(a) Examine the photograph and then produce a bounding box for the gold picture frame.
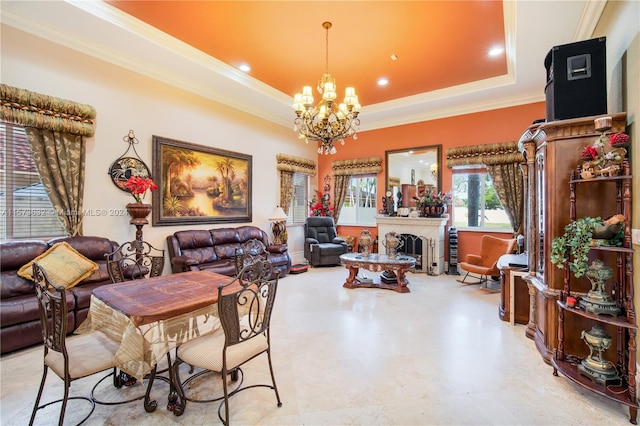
[152,136,252,226]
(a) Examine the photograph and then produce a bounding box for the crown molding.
[361,92,545,132]
[2,1,293,127]
[1,0,571,133]
[573,0,607,41]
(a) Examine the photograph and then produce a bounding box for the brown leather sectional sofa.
[167,226,291,278]
[0,236,120,354]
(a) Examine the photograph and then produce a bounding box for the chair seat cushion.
[178,330,268,372]
[316,243,347,255]
[464,254,483,265]
[458,261,497,276]
[45,331,119,379]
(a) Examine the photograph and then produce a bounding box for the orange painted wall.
[318,102,545,260]
[455,230,516,263]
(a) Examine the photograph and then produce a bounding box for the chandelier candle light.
[293,22,361,155]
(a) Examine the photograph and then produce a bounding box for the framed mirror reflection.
[385,145,442,211]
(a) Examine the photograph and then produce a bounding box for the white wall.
[1,25,316,268]
[595,0,639,122]
[594,0,639,365]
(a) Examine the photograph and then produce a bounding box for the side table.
[497,253,529,325]
[340,253,416,293]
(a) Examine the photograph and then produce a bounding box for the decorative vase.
[126,202,152,225]
[592,223,622,240]
[593,116,612,132]
[579,325,620,385]
[579,259,620,316]
[382,231,403,259]
[359,229,373,257]
[422,204,446,218]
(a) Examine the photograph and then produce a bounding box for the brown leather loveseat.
[0,236,120,354]
[167,226,291,278]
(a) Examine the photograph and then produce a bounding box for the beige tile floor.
[0,266,633,425]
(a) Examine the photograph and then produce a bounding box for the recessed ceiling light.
[377,77,389,86]
[391,54,398,61]
[488,46,503,57]
[239,64,251,72]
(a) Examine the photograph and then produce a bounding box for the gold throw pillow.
[18,241,98,289]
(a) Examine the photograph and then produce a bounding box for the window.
[452,166,511,230]
[338,176,377,225]
[0,123,66,239]
[288,172,309,224]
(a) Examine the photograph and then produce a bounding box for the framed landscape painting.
[152,136,252,226]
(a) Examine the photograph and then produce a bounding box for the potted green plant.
[550,215,624,278]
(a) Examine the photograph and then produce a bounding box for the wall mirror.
[385,145,442,209]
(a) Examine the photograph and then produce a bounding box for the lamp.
[268,206,288,245]
[293,22,361,155]
[430,163,438,181]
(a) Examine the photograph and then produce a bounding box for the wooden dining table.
[78,270,238,411]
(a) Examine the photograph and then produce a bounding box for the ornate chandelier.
[293,22,361,155]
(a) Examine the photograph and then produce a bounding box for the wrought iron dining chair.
[105,239,165,282]
[169,258,282,423]
[104,239,165,392]
[29,262,143,426]
[105,239,171,408]
[233,238,268,276]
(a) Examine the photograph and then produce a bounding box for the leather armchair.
[304,217,348,267]
[458,235,516,290]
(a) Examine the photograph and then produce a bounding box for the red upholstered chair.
[458,235,516,290]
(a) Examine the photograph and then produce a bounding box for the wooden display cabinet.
[552,155,637,424]
[519,113,628,364]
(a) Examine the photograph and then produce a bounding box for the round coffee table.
[339,253,416,293]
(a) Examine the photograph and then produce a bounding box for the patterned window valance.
[446,141,523,167]
[331,156,383,176]
[276,153,316,175]
[0,84,96,137]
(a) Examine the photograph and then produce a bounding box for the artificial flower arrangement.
[309,190,333,217]
[580,145,599,161]
[413,189,453,207]
[609,132,630,148]
[124,176,158,204]
[579,131,628,179]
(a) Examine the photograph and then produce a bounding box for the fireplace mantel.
[375,215,448,274]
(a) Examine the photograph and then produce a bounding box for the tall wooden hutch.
[520,113,637,423]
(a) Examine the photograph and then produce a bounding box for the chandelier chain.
[325,24,329,74]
